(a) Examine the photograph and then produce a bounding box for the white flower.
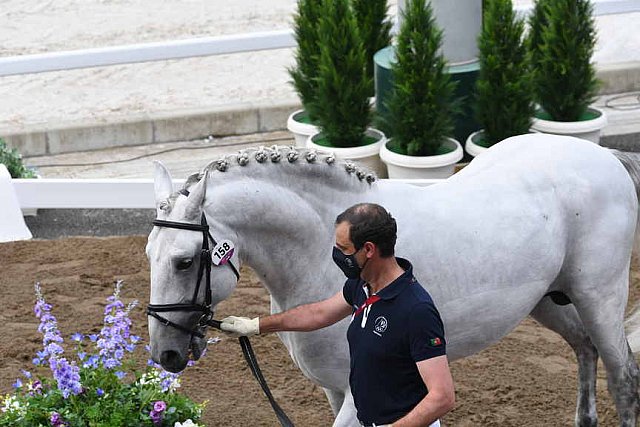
[1,395,26,416]
[137,372,161,386]
[174,420,200,427]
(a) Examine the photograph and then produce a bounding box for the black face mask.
[332,246,363,279]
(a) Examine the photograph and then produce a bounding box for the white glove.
[220,316,260,337]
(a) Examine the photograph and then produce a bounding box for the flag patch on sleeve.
[430,337,442,346]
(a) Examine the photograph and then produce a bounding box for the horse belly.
[278,322,351,391]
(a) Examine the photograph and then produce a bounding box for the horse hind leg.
[569,272,640,426]
[332,389,359,427]
[323,388,345,416]
[531,297,599,426]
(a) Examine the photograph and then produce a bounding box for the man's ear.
[363,241,376,258]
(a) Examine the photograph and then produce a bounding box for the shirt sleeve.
[409,302,447,362]
[342,278,358,307]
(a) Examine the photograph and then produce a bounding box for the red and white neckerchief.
[354,285,381,328]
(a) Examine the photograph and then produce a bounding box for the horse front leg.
[530,296,599,427]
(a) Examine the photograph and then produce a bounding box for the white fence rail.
[12,178,441,210]
[0,31,295,78]
[1,0,638,78]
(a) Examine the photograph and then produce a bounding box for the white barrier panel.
[12,178,439,210]
[0,165,32,242]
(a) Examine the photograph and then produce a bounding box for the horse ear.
[153,161,173,208]
[184,169,209,221]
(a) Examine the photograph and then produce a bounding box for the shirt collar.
[366,257,414,300]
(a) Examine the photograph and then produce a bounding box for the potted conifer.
[378,0,462,179]
[528,0,606,143]
[466,0,534,157]
[307,0,387,178]
[352,0,392,96]
[287,0,322,147]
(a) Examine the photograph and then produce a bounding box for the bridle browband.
[147,211,239,339]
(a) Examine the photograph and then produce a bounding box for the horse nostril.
[160,350,184,372]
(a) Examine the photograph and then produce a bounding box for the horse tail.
[611,149,640,250]
[611,149,640,353]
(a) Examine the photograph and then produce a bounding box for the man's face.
[335,221,357,256]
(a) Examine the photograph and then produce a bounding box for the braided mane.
[163,145,377,210]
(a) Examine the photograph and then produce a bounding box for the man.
[221,203,454,427]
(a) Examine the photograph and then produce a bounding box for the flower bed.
[0,281,204,427]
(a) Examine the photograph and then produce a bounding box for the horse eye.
[176,259,193,270]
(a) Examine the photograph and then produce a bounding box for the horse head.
[146,161,240,372]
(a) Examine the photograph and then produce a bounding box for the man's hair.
[335,203,397,258]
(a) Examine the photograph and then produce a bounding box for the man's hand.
[220,316,260,337]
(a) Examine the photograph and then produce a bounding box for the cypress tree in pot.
[352,0,392,96]
[286,0,323,146]
[307,0,388,178]
[379,0,462,178]
[529,0,606,143]
[466,0,534,157]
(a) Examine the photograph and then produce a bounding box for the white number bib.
[211,240,235,266]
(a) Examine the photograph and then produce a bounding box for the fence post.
[0,165,32,242]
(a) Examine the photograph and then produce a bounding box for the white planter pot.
[287,110,320,147]
[307,128,388,178]
[380,137,463,179]
[465,130,487,158]
[530,107,607,144]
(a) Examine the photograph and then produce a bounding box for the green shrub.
[475,0,534,146]
[288,0,324,122]
[529,0,599,121]
[0,138,36,178]
[383,0,458,156]
[352,0,392,95]
[312,0,371,148]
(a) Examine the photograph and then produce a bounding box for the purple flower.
[30,380,42,394]
[115,371,126,380]
[21,369,32,379]
[13,378,22,389]
[95,281,139,370]
[96,388,104,397]
[88,334,98,342]
[153,400,167,412]
[33,284,65,367]
[150,409,163,425]
[51,358,82,398]
[71,333,83,342]
[83,355,99,369]
[50,411,66,427]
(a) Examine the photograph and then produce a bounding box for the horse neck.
[205,170,371,308]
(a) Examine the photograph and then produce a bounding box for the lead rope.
[208,320,295,427]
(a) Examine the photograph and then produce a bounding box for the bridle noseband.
[147,211,239,339]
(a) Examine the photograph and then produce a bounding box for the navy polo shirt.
[342,258,446,425]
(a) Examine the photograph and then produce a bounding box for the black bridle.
[147,212,240,339]
[147,207,294,427]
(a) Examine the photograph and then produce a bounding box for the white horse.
[146,134,640,426]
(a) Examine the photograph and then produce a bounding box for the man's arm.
[391,355,455,427]
[220,290,352,336]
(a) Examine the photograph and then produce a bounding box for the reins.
[147,212,294,427]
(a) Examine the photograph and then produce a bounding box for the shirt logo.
[430,337,443,346]
[373,316,388,336]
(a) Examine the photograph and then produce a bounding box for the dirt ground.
[1,236,639,426]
